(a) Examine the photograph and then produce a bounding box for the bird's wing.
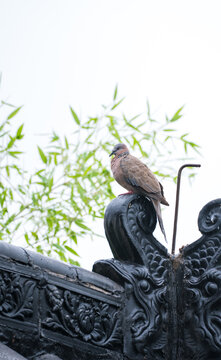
[120,155,162,196]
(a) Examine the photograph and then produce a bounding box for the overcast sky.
[0,0,221,269]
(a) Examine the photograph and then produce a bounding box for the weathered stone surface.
[0,195,221,359]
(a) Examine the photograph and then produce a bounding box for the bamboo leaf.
[53,243,65,251]
[64,136,69,149]
[38,146,47,164]
[8,151,22,158]
[1,100,16,107]
[181,133,189,139]
[25,233,30,245]
[7,136,16,149]
[70,107,80,125]
[111,97,125,110]
[69,259,80,266]
[16,124,24,139]
[5,166,10,177]
[64,245,79,257]
[7,106,22,120]
[113,84,118,100]
[74,219,91,231]
[48,177,53,192]
[170,106,184,122]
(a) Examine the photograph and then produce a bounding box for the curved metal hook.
[171,164,201,255]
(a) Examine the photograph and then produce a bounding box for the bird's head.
[109,143,129,157]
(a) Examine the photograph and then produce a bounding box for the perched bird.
[109,143,169,243]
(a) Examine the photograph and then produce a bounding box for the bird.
[109,143,169,243]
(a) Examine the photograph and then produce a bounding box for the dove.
[109,143,169,243]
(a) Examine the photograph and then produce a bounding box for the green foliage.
[0,87,200,264]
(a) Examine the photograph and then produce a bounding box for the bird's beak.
[109,150,115,157]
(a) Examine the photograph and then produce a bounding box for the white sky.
[0,0,221,270]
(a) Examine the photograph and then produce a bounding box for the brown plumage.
[109,143,169,243]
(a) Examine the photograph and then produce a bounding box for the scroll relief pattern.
[0,270,35,320]
[43,284,122,349]
[183,199,221,357]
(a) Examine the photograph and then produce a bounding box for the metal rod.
[171,164,201,255]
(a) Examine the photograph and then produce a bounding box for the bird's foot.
[118,191,134,196]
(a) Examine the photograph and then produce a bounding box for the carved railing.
[0,242,124,359]
[0,194,221,359]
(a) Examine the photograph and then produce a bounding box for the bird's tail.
[152,199,168,244]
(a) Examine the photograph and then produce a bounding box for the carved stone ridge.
[94,195,221,360]
[0,242,124,359]
[0,195,221,359]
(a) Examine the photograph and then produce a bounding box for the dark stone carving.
[0,195,220,359]
[95,195,172,359]
[0,271,35,320]
[180,199,221,360]
[0,242,124,359]
[43,284,122,347]
[95,259,170,359]
[104,194,163,266]
[94,195,221,359]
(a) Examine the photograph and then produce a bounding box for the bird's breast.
[111,157,122,180]
[111,157,132,190]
